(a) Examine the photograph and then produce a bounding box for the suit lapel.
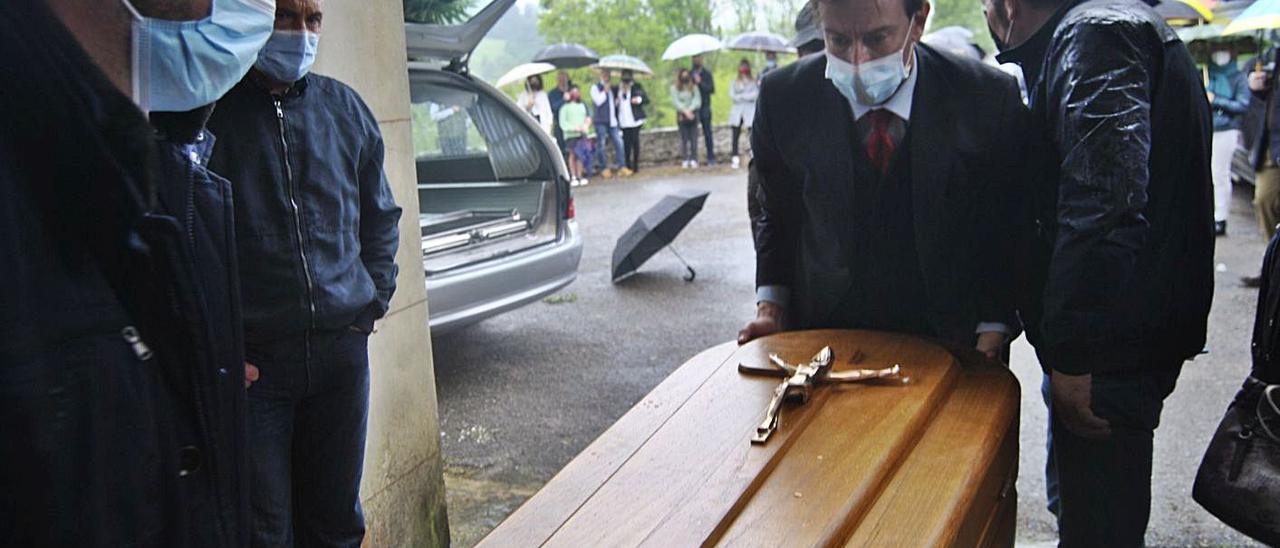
[908,47,953,281]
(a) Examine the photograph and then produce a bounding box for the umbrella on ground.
[1155,0,1216,24]
[533,42,600,69]
[597,54,653,75]
[612,190,710,283]
[495,62,556,88]
[725,31,795,53]
[662,34,723,61]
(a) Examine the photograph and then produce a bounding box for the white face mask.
[1212,51,1232,67]
[825,23,914,106]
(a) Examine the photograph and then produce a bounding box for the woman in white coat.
[728,58,759,169]
[518,74,554,136]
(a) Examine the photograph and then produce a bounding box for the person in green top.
[672,68,703,168]
[558,85,593,184]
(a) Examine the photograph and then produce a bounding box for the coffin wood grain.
[479,330,1020,547]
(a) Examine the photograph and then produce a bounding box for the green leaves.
[404,0,474,25]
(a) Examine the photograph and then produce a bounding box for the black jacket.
[1242,48,1280,169]
[1253,233,1280,384]
[752,45,1027,347]
[693,65,715,116]
[617,81,649,122]
[1,2,247,545]
[998,0,1214,375]
[207,74,402,342]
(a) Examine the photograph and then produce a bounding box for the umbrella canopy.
[1226,0,1280,34]
[1177,22,1228,41]
[1155,0,1216,24]
[725,31,795,53]
[597,54,653,75]
[612,190,710,283]
[662,34,723,61]
[495,62,556,88]
[533,42,600,68]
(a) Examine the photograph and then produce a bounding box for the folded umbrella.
[612,190,710,283]
[533,42,600,69]
[725,31,795,53]
[495,62,556,88]
[662,34,723,61]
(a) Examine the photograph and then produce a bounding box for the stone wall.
[314,2,450,546]
[635,125,752,167]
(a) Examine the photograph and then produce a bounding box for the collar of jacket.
[994,0,1084,88]
[150,105,215,145]
[246,69,311,100]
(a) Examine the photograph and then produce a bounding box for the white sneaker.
[570,178,581,187]
[691,160,699,169]
[681,160,690,169]
[732,155,741,169]
[579,178,590,186]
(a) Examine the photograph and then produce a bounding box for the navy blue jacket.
[208,74,402,342]
[1,2,248,544]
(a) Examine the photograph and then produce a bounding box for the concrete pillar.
[312,1,449,545]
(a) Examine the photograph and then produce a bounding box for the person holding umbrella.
[618,70,649,175]
[672,68,703,169]
[729,58,759,169]
[518,74,554,136]
[1206,44,1250,236]
[691,54,717,166]
[591,68,628,178]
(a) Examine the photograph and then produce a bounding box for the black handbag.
[1193,376,1280,546]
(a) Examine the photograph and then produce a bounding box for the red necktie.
[866,109,896,174]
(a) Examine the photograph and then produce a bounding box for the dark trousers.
[246,329,371,548]
[622,126,642,172]
[731,123,744,157]
[678,121,699,163]
[1045,362,1182,547]
[699,110,715,163]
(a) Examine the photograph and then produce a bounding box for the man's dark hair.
[808,0,925,20]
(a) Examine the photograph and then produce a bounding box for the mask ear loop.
[1256,384,1280,442]
[119,0,150,113]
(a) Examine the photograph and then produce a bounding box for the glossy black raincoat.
[998,0,1215,375]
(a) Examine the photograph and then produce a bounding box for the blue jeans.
[1044,363,1182,547]
[595,124,624,170]
[246,329,371,547]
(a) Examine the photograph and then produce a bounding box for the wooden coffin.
[480,330,1021,547]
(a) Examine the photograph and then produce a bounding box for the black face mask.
[989,27,1008,53]
[680,77,690,85]
[529,80,544,91]
[622,77,634,83]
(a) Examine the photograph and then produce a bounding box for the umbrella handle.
[684,266,696,282]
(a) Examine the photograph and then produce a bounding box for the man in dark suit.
[738,0,1028,360]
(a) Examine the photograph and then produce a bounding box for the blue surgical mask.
[825,28,913,107]
[255,30,320,84]
[121,0,275,113]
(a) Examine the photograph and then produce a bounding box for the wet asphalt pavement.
[431,168,1266,547]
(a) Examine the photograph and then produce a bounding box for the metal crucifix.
[740,347,910,444]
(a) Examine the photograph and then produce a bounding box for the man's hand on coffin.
[738,302,785,344]
[1050,371,1112,439]
[975,331,1006,361]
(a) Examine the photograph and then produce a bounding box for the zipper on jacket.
[121,326,153,361]
[274,98,317,328]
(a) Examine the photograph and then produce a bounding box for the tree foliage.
[404,0,473,25]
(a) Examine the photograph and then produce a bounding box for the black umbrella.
[533,43,600,69]
[612,190,710,283]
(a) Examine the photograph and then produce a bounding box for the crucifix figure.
[740,346,909,444]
